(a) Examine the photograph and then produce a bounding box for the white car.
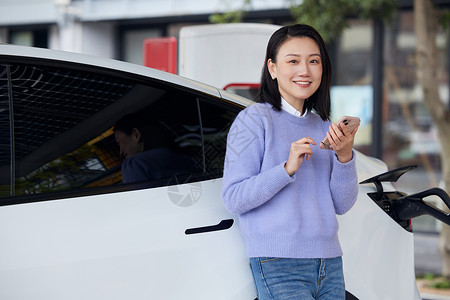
[0,44,449,300]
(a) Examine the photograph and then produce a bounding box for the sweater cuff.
[334,150,356,166]
[332,150,357,181]
[279,162,297,182]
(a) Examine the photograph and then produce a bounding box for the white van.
[0,44,449,300]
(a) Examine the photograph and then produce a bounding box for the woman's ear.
[267,59,277,80]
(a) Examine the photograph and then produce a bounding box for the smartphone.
[320,116,360,150]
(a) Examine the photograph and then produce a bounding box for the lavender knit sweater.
[222,102,358,259]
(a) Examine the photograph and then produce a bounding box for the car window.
[0,64,11,198]
[198,98,239,179]
[0,62,205,199]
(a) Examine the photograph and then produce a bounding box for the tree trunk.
[414,0,450,279]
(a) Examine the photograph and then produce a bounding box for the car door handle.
[185,219,234,235]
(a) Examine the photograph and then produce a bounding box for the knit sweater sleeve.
[329,150,359,215]
[221,107,294,215]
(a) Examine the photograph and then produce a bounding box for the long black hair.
[256,24,332,121]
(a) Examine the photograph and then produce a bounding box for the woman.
[114,113,198,184]
[221,24,359,299]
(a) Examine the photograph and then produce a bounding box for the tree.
[414,0,450,279]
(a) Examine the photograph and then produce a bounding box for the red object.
[143,37,177,74]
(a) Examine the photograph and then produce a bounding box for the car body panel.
[0,179,255,300]
[341,151,421,300]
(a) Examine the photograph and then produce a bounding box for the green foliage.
[432,279,450,289]
[289,0,397,42]
[423,273,436,281]
[210,0,397,40]
[209,0,397,39]
[209,0,251,23]
[209,10,246,23]
[419,273,450,290]
[438,9,450,30]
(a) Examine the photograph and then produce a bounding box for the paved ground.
[414,232,450,300]
[415,232,443,276]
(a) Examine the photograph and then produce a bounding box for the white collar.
[281,97,307,118]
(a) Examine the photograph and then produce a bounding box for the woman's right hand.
[284,137,316,176]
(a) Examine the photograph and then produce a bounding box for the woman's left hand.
[326,122,359,163]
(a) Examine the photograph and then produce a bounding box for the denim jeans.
[249,257,345,300]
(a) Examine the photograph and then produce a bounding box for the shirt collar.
[281,97,307,118]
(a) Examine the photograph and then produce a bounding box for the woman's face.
[268,37,323,105]
[115,128,143,158]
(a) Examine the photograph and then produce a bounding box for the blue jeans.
[249,257,345,300]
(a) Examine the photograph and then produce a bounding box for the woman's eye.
[310,59,320,64]
[289,60,298,64]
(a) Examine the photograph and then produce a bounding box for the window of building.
[331,20,374,154]
[9,28,48,48]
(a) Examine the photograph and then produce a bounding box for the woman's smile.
[294,80,312,87]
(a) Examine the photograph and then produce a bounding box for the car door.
[0,47,255,300]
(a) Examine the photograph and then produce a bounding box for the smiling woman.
[222,24,359,300]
